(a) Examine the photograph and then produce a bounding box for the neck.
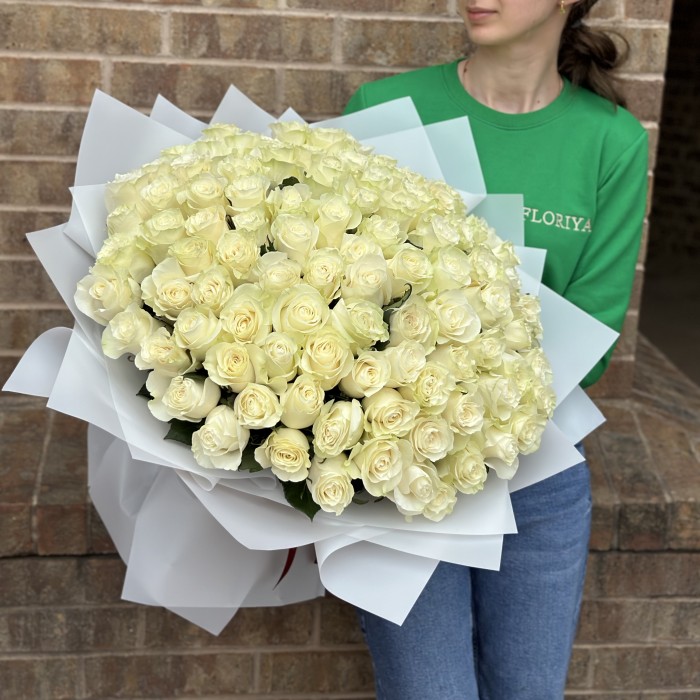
[460,46,563,114]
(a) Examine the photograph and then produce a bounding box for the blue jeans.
[357,459,591,700]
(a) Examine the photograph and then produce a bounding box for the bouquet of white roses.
[75,119,554,523]
[4,88,615,632]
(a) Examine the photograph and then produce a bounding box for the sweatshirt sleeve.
[564,127,648,388]
[342,85,368,115]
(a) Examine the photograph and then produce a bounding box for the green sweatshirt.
[344,59,648,387]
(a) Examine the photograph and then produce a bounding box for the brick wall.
[0,0,672,399]
[647,0,700,267]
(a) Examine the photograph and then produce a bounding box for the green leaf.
[164,418,204,446]
[283,480,321,520]
[277,176,300,190]
[239,446,264,473]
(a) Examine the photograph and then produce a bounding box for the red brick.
[36,503,88,555]
[0,558,84,606]
[0,307,73,352]
[0,5,162,55]
[289,0,450,11]
[83,652,256,697]
[171,13,333,62]
[0,161,75,208]
[341,17,466,67]
[88,503,117,554]
[625,0,675,21]
[0,57,101,105]
[283,68,395,118]
[0,405,49,503]
[0,504,33,556]
[0,109,86,157]
[259,649,374,693]
[143,601,315,648]
[81,556,128,604]
[617,25,670,74]
[577,599,655,643]
[591,645,700,690]
[0,260,64,304]
[320,595,365,644]
[585,552,700,598]
[0,657,80,700]
[111,61,276,113]
[620,77,665,122]
[0,210,69,255]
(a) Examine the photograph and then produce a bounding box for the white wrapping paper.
[3,87,616,633]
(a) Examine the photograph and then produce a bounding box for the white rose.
[172,306,222,361]
[508,407,548,454]
[309,455,355,515]
[140,208,187,261]
[428,245,472,292]
[138,175,180,215]
[272,284,330,343]
[299,330,354,391]
[362,387,420,438]
[341,254,392,307]
[231,206,271,245]
[216,229,260,281]
[388,244,433,296]
[348,436,413,498]
[330,298,389,352]
[225,173,270,212]
[442,390,484,436]
[480,280,515,325]
[260,332,301,394]
[466,330,506,371]
[400,362,456,413]
[304,248,344,303]
[392,462,440,518]
[422,478,457,522]
[339,350,391,399]
[255,252,303,297]
[146,372,221,423]
[479,376,522,422]
[428,289,481,345]
[271,212,320,265]
[219,284,271,345]
[97,235,154,284]
[191,265,234,314]
[340,233,384,263]
[384,340,427,388]
[437,447,488,495]
[181,173,226,212]
[315,193,362,249]
[312,399,364,458]
[203,341,265,392]
[106,204,141,237]
[280,374,325,429]
[102,303,161,359]
[410,214,460,252]
[140,257,195,321]
[184,205,229,244]
[169,236,215,276]
[75,263,141,324]
[254,428,310,482]
[233,383,283,429]
[483,423,520,478]
[191,405,250,471]
[409,414,454,462]
[135,327,192,377]
[388,295,439,350]
[469,245,502,284]
[503,318,532,351]
[358,214,407,254]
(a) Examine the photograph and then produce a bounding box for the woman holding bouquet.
[344,1,647,698]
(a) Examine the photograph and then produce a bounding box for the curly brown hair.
[558,0,629,106]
